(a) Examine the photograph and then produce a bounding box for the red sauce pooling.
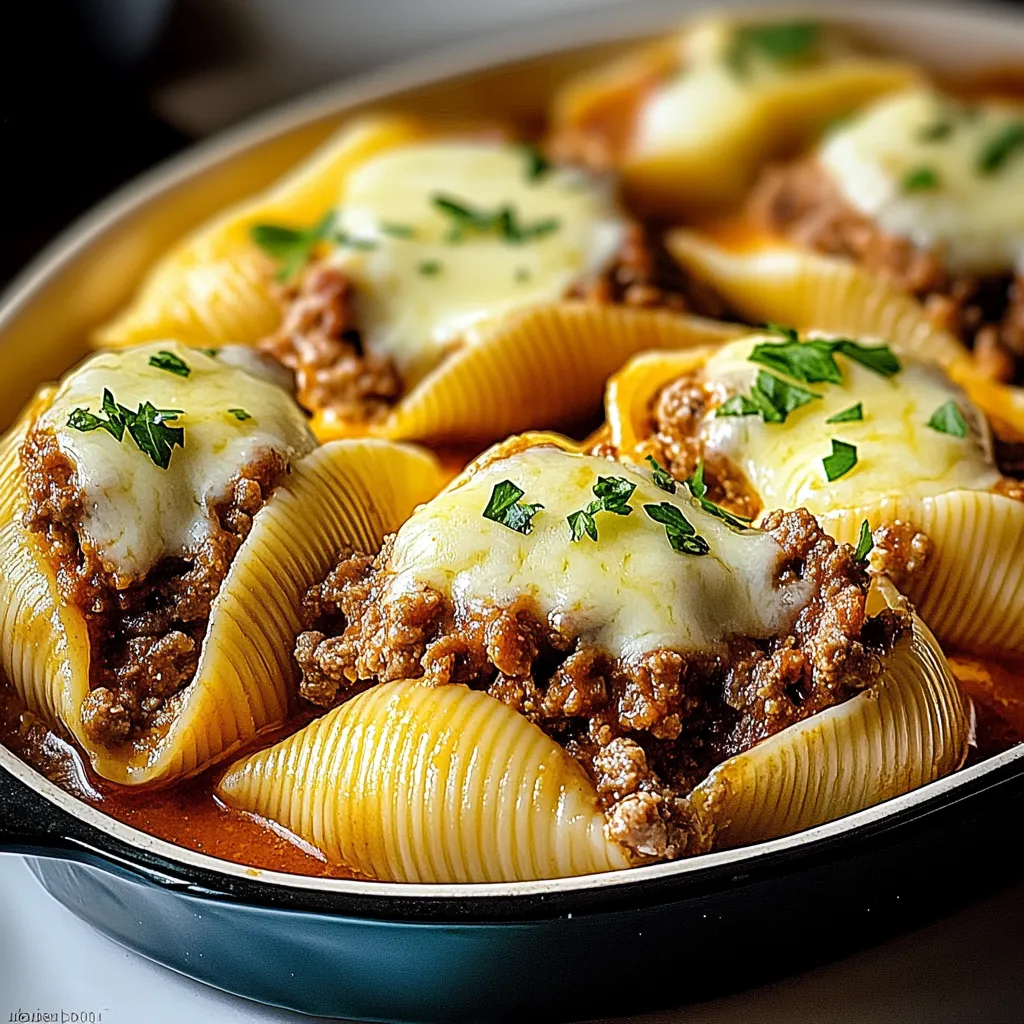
[0,687,359,879]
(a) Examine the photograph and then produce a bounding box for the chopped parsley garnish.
[418,259,443,277]
[149,350,191,378]
[333,231,378,251]
[750,332,900,384]
[926,399,968,438]
[228,408,252,421]
[726,20,820,77]
[68,389,184,470]
[522,144,552,182]
[854,519,874,563]
[380,222,415,239]
[822,439,858,482]
[201,348,220,358]
[716,369,820,424]
[978,121,1024,175]
[483,480,544,534]
[643,502,710,556]
[432,194,560,245]
[515,267,531,283]
[901,166,941,193]
[645,455,676,493]
[826,402,863,424]
[567,475,636,542]
[918,119,954,142]
[685,459,751,531]
[250,212,335,283]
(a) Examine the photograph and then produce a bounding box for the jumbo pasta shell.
[0,401,445,785]
[667,230,1024,435]
[217,680,630,883]
[604,346,714,453]
[94,115,429,350]
[350,304,743,446]
[691,583,970,846]
[550,35,918,220]
[823,493,1024,660]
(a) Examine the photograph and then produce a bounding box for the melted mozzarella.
[384,446,809,661]
[633,19,841,157]
[329,141,626,386]
[40,341,316,585]
[819,89,1024,275]
[701,334,1000,516]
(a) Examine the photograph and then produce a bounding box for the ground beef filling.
[20,428,288,747]
[259,227,729,427]
[749,158,1024,385]
[294,510,904,863]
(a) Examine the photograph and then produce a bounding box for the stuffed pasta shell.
[669,87,1024,431]
[548,16,918,219]
[0,341,445,785]
[603,328,1024,660]
[217,436,968,882]
[95,116,735,445]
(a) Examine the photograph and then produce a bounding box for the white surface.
[2,854,1024,1022]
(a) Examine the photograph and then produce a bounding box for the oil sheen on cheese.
[329,141,626,386]
[819,89,1024,275]
[701,334,1000,516]
[40,341,316,585]
[384,446,810,661]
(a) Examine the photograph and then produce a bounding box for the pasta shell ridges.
[217,680,630,882]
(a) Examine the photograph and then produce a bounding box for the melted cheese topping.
[40,342,316,585]
[701,334,1000,516]
[819,89,1024,275]
[383,446,810,661]
[633,19,841,157]
[329,141,626,386]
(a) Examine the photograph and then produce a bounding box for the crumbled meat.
[568,223,730,319]
[294,509,901,864]
[614,369,761,521]
[20,428,288,745]
[259,264,403,425]
[868,521,932,588]
[749,158,1024,384]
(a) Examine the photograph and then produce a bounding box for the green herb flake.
[822,439,858,482]
[380,222,415,239]
[645,455,677,493]
[750,332,900,385]
[685,459,752,531]
[918,119,954,142]
[833,340,901,377]
[250,211,335,283]
[726,21,820,77]
[567,475,637,542]
[978,122,1024,175]
[926,399,968,438]
[201,348,220,358]
[515,267,531,283]
[418,259,443,277]
[483,480,544,534]
[432,193,561,245]
[228,408,252,422]
[149,350,191,378]
[333,230,378,251]
[750,337,843,384]
[68,389,185,469]
[643,502,710,556]
[826,402,863,424]
[854,519,874,563]
[901,166,941,193]
[715,371,820,424]
[522,144,552,182]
